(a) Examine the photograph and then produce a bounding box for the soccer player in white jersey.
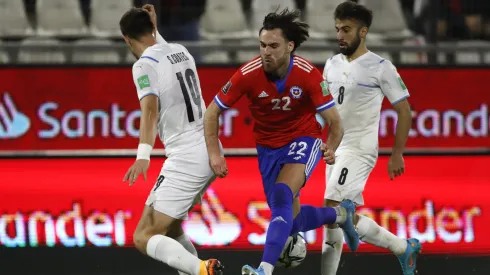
[120,6,224,275]
[319,2,421,275]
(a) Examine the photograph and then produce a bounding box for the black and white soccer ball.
[276,233,307,268]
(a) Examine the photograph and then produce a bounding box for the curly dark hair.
[334,1,373,28]
[260,8,309,52]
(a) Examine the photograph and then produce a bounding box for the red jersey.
[213,55,335,148]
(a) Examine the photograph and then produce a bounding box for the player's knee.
[133,230,148,254]
[133,225,171,254]
[270,183,294,208]
[325,199,340,207]
[324,199,341,229]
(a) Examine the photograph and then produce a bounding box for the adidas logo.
[258,91,269,98]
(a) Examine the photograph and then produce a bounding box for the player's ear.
[123,36,130,45]
[360,26,368,39]
[288,41,294,53]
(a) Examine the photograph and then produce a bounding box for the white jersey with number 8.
[323,51,410,166]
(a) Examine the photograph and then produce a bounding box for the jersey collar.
[266,55,293,94]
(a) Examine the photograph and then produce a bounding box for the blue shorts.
[257,136,323,205]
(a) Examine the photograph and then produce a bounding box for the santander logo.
[0,93,30,139]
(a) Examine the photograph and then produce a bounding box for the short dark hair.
[119,8,154,40]
[334,1,373,28]
[260,8,309,52]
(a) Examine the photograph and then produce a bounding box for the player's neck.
[134,37,157,58]
[274,55,291,79]
[346,45,369,62]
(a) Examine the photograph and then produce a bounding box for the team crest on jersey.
[221,81,232,95]
[289,86,303,99]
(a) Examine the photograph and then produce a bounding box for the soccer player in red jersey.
[204,9,360,275]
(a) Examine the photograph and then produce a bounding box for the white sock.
[356,215,407,255]
[146,235,202,275]
[334,206,347,224]
[259,262,274,275]
[321,227,344,275]
[175,234,198,275]
[175,234,198,256]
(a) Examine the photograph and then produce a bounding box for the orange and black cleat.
[200,259,225,275]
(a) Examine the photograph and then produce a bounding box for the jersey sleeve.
[308,68,336,112]
[132,61,160,100]
[322,57,331,79]
[213,70,248,110]
[379,60,410,105]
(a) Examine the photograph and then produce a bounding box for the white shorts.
[145,141,216,220]
[324,155,374,206]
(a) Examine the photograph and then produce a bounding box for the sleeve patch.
[137,75,150,89]
[221,81,232,95]
[320,81,331,96]
[398,77,407,90]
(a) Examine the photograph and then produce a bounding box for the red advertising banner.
[0,67,489,154]
[1,156,489,254]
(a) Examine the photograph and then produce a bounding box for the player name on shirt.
[167,52,190,64]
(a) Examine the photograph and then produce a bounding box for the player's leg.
[320,162,345,275]
[133,206,218,275]
[289,196,351,236]
[243,138,357,275]
[166,219,199,261]
[285,142,357,249]
[322,156,421,275]
[135,150,223,275]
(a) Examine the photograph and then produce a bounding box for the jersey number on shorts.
[338,167,348,185]
[271,96,291,111]
[288,141,308,157]
[338,86,345,105]
[176,69,202,123]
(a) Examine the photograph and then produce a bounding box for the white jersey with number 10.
[131,43,205,156]
[323,51,410,166]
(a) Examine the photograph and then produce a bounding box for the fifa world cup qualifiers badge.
[221,81,232,95]
[137,75,150,89]
[320,81,330,96]
[289,86,303,99]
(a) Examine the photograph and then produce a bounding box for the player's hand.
[209,154,228,178]
[123,159,150,186]
[142,4,157,30]
[321,143,335,165]
[388,153,405,180]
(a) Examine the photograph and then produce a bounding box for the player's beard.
[262,53,289,77]
[339,32,361,57]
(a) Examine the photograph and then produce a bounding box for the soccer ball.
[276,233,307,268]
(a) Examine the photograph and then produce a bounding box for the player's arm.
[310,69,344,163]
[379,61,412,179]
[204,71,247,177]
[142,4,167,44]
[380,62,412,155]
[123,62,160,185]
[204,101,223,160]
[138,93,158,149]
[318,104,343,152]
[391,99,411,154]
[318,58,343,152]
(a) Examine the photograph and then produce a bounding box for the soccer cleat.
[200,259,224,275]
[241,265,265,275]
[396,238,422,275]
[338,199,360,251]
